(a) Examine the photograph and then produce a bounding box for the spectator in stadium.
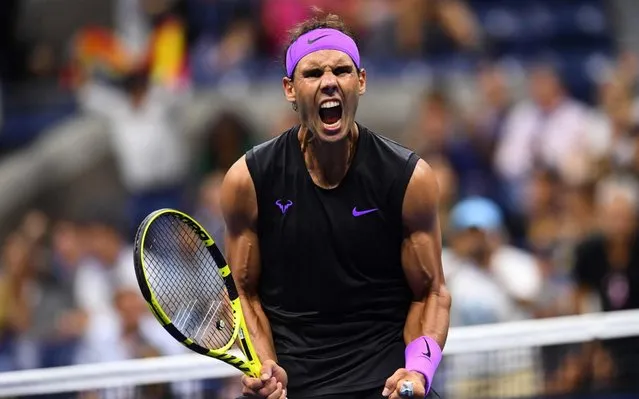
[527,171,596,319]
[199,110,257,175]
[569,174,639,394]
[193,169,227,252]
[71,209,138,323]
[522,168,596,257]
[75,286,185,364]
[0,211,50,372]
[442,196,542,398]
[76,65,191,234]
[407,89,453,159]
[0,232,35,372]
[35,218,91,369]
[426,154,458,245]
[467,62,524,241]
[573,174,639,313]
[588,74,638,176]
[443,196,542,326]
[471,63,513,147]
[523,168,562,255]
[409,88,494,200]
[75,286,193,399]
[494,63,594,219]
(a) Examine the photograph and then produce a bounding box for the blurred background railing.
[2,0,639,398]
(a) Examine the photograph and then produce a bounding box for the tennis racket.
[133,208,262,377]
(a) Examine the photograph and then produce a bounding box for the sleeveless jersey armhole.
[244,148,262,206]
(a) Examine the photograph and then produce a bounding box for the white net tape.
[1,309,639,397]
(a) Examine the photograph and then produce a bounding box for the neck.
[491,95,509,112]
[540,95,563,113]
[299,124,359,189]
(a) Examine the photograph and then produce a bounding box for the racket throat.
[238,329,255,362]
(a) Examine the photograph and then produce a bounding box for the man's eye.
[303,69,323,78]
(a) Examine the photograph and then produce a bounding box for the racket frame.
[134,208,262,378]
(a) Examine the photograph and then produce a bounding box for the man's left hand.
[382,368,427,398]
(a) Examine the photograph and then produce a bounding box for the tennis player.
[220,12,451,399]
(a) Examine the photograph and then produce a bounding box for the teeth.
[320,101,340,109]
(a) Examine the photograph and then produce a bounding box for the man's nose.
[320,72,338,95]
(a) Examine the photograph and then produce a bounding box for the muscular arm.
[220,156,278,363]
[401,159,451,350]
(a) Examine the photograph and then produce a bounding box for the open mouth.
[319,100,343,127]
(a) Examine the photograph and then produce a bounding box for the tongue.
[324,114,340,125]
[320,106,341,125]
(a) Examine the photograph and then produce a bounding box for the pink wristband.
[405,336,442,394]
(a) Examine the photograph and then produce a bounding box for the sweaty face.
[283,49,366,142]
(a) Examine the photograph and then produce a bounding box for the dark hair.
[282,9,358,77]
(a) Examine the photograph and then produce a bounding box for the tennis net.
[1,309,639,399]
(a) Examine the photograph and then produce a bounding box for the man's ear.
[283,76,296,104]
[358,68,367,96]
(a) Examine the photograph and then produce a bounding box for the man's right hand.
[240,360,288,399]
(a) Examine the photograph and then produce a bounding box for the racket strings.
[142,214,235,350]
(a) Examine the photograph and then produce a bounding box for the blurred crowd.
[0,0,487,155]
[1,0,639,398]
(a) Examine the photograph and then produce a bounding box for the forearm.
[572,285,590,315]
[403,285,451,350]
[399,285,450,394]
[242,294,278,362]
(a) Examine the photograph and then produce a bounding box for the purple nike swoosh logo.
[307,34,329,44]
[422,337,431,358]
[352,207,378,217]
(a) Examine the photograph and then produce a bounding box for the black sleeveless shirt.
[245,123,419,397]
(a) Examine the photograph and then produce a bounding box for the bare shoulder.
[220,156,258,231]
[402,158,440,231]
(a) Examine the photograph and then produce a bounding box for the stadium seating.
[468,0,615,102]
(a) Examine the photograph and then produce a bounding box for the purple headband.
[285,28,361,78]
